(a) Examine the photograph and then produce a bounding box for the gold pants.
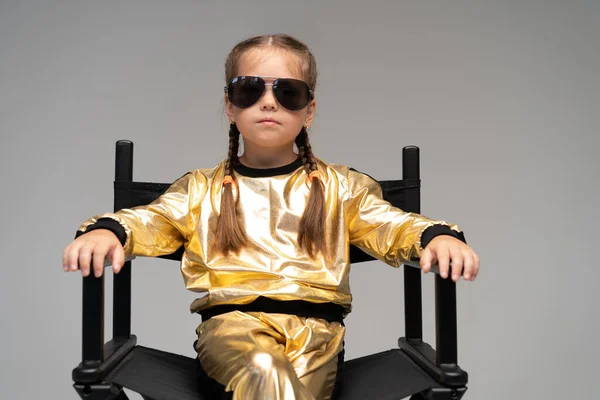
[195,311,345,400]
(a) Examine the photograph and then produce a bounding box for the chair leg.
[73,383,127,400]
[410,386,467,400]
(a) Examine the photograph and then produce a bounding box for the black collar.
[233,157,304,177]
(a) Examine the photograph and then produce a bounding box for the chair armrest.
[103,255,136,268]
[400,260,468,387]
[403,259,439,275]
[72,335,137,383]
[74,255,137,271]
[398,337,468,387]
[72,255,136,385]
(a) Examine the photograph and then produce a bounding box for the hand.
[62,229,125,277]
[420,235,480,282]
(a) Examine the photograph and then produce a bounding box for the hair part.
[225,34,317,90]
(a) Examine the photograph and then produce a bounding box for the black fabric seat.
[106,345,437,400]
[109,346,200,400]
[71,140,469,400]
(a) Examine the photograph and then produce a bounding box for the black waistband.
[199,297,345,324]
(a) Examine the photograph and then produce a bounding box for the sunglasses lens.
[228,76,265,108]
[273,79,311,111]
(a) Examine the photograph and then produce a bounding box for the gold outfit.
[195,311,344,400]
[77,157,461,399]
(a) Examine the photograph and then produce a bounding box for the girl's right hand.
[63,229,125,277]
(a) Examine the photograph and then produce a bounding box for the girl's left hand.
[420,236,480,282]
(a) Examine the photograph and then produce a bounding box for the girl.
[63,34,479,400]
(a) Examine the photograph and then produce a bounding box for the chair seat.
[338,349,435,399]
[107,345,436,400]
[108,346,200,400]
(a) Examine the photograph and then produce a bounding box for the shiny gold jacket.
[78,157,461,315]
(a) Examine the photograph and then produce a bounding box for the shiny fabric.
[195,311,344,399]
[78,157,461,315]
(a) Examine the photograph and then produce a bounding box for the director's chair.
[71,140,469,400]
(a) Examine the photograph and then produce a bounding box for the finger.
[437,248,450,279]
[462,250,474,281]
[450,247,464,282]
[420,247,433,273]
[66,242,81,272]
[68,241,87,272]
[472,253,480,280]
[92,246,109,278]
[111,245,125,274]
[78,242,95,277]
[63,245,71,272]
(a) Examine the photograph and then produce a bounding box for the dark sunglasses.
[225,76,314,111]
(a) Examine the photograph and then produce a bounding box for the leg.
[276,316,345,400]
[195,311,316,400]
[195,356,232,400]
[297,356,339,400]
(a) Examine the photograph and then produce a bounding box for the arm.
[345,168,464,268]
[76,171,204,258]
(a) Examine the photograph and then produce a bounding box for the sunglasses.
[225,76,314,111]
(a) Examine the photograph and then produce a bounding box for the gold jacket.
[78,157,461,315]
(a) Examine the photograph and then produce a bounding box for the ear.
[304,98,316,128]
[225,95,235,123]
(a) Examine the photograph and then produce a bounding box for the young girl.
[63,34,479,400]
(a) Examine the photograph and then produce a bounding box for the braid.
[295,127,317,174]
[213,123,248,255]
[295,127,327,258]
[225,123,241,175]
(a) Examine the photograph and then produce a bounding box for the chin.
[245,135,295,149]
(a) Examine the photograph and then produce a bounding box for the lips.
[258,118,280,124]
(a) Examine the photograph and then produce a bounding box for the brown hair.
[214,34,326,258]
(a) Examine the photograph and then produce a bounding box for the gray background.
[1,1,598,399]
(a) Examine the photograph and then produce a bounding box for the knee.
[247,350,280,372]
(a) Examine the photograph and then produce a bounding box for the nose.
[259,85,278,111]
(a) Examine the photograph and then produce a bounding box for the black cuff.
[75,218,127,246]
[421,224,467,249]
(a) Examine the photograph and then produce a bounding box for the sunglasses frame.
[224,76,314,111]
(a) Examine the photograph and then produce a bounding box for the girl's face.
[225,49,316,158]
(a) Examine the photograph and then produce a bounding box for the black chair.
[71,140,469,400]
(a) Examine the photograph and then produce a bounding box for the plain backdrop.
[1,1,598,399]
